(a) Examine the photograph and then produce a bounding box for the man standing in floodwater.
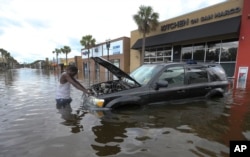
[55,65,89,109]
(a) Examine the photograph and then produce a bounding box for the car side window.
[186,67,208,84]
[158,66,184,88]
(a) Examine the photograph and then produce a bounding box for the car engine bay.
[88,80,137,96]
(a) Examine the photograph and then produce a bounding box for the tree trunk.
[88,49,90,87]
[66,54,68,66]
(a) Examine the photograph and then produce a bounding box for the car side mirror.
[154,80,168,90]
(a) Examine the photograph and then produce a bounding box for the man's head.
[67,65,78,76]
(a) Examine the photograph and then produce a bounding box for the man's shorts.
[56,98,72,109]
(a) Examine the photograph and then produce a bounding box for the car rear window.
[207,65,228,81]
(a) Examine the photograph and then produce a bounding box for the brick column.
[75,56,83,80]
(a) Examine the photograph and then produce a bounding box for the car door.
[185,66,211,98]
[148,65,189,105]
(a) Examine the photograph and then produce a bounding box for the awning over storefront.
[131,16,241,49]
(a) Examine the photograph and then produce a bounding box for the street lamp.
[106,40,110,61]
[106,39,110,80]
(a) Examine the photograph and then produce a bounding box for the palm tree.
[80,35,96,86]
[133,5,159,65]
[61,46,71,66]
[56,48,62,67]
[52,48,61,66]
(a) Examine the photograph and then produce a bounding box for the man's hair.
[67,65,78,73]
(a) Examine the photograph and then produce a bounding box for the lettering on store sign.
[161,7,241,32]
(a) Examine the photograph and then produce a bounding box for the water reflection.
[85,94,250,156]
[83,100,225,156]
[91,119,134,156]
[221,89,250,145]
[2,69,15,85]
[57,103,85,133]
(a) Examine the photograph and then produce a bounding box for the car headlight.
[84,96,105,108]
[94,98,105,107]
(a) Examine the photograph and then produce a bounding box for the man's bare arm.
[64,74,88,93]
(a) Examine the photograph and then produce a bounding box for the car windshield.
[127,64,160,85]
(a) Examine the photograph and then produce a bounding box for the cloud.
[0,0,226,63]
[0,17,23,28]
[0,29,3,36]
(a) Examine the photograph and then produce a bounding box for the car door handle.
[177,90,185,93]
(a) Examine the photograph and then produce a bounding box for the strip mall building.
[130,0,250,89]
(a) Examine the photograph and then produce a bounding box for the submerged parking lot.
[0,68,250,157]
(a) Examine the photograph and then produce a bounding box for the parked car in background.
[83,57,230,109]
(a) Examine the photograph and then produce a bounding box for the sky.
[0,0,226,63]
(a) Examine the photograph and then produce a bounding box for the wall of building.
[122,37,131,73]
[74,56,83,80]
[130,0,244,72]
[81,37,130,83]
[60,57,75,66]
[130,30,141,72]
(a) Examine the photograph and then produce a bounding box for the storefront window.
[157,57,164,62]
[150,58,156,63]
[220,62,236,77]
[219,40,238,77]
[193,43,205,62]
[205,48,220,62]
[220,41,238,61]
[207,41,221,48]
[144,58,150,63]
[145,51,156,57]
[181,45,192,61]
[145,47,172,63]
[157,51,164,56]
[193,49,205,62]
[193,43,205,50]
[164,57,171,62]
[143,39,238,77]
[206,41,221,62]
[173,46,181,62]
[164,50,172,56]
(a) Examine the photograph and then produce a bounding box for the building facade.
[131,0,250,89]
[0,57,7,70]
[81,37,130,84]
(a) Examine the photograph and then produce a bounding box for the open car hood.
[91,57,141,86]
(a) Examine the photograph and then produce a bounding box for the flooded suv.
[84,57,230,109]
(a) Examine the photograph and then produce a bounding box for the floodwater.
[0,68,250,157]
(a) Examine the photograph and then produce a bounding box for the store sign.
[161,7,241,32]
[113,45,120,54]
